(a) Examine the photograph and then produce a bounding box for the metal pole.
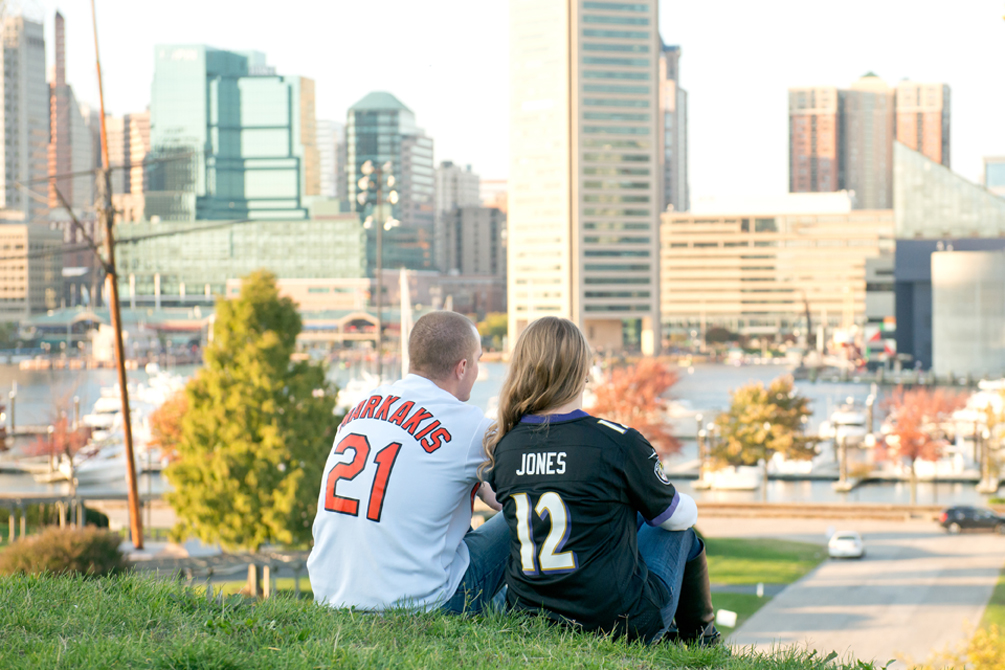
[91,0,143,549]
[375,166,383,381]
[839,434,848,486]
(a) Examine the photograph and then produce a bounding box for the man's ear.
[454,357,468,379]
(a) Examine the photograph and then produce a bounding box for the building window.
[582,57,650,67]
[583,112,651,122]
[582,2,650,11]
[583,15,650,26]
[582,83,649,94]
[583,70,650,81]
[582,43,650,53]
[584,249,650,257]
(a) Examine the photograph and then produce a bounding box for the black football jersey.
[485,409,682,639]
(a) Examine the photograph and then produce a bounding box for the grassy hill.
[1,572,873,670]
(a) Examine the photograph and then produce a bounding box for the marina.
[0,360,1001,507]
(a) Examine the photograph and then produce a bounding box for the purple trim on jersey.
[520,409,590,424]
[645,491,680,527]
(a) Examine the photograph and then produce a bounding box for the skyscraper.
[842,74,895,210]
[435,161,480,215]
[48,12,95,213]
[146,46,319,221]
[106,112,150,197]
[789,75,949,211]
[0,14,48,221]
[788,86,840,193]
[346,91,435,272]
[316,120,338,198]
[435,161,480,272]
[895,81,950,167]
[659,43,688,212]
[509,0,661,354]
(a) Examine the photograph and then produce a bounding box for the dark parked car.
[938,506,1005,534]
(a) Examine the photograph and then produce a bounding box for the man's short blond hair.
[408,311,479,380]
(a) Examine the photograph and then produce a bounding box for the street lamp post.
[695,413,705,482]
[357,160,399,380]
[762,421,772,501]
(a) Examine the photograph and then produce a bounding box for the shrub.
[11,503,108,529]
[0,526,127,577]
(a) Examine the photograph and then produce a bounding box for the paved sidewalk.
[699,516,1005,668]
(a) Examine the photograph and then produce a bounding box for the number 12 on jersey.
[513,492,578,575]
[324,433,402,522]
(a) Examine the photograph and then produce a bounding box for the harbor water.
[0,361,998,506]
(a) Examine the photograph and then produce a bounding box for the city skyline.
[26,0,1005,200]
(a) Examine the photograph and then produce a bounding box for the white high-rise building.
[435,161,480,214]
[509,0,661,354]
[1,14,48,221]
[435,161,482,272]
[317,119,341,199]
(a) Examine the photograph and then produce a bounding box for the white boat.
[27,366,186,484]
[707,465,763,490]
[335,371,382,414]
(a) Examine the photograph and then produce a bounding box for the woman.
[482,317,719,644]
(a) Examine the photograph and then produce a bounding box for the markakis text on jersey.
[339,394,453,454]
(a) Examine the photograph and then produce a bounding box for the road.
[698,516,1005,668]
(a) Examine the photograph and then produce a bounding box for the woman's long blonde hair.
[479,317,592,478]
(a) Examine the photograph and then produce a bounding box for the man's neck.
[411,370,461,400]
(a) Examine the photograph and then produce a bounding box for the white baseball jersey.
[307,374,492,611]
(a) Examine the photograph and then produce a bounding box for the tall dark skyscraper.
[659,43,688,213]
[346,91,435,273]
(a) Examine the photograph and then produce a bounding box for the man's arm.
[476,482,502,511]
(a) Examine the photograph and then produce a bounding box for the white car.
[828,530,865,559]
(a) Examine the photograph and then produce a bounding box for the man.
[308,311,507,613]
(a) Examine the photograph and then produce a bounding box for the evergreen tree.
[165,271,337,551]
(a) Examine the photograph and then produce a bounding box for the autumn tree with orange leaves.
[587,358,680,456]
[882,386,965,505]
[24,416,90,459]
[148,390,188,463]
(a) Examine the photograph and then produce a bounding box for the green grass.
[710,592,766,631]
[0,572,877,670]
[705,538,827,585]
[981,565,1005,630]
[703,538,828,635]
[211,576,313,598]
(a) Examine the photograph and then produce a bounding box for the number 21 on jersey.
[513,491,578,575]
[324,433,402,522]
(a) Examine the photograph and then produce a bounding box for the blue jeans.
[636,516,703,641]
[440,512,509,614]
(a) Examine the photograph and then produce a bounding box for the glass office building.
[146,46,319,221]
[115,201,364,299]
[894,142,1005,238]
[346,92,435,273]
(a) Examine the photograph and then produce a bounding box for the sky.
[27,0,1005,200]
